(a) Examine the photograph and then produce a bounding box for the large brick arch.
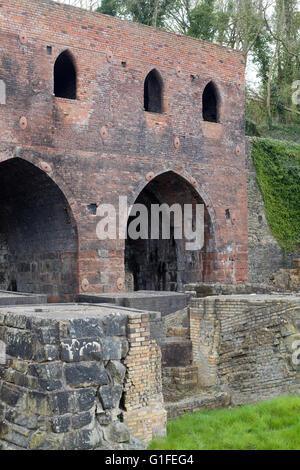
[0,157,79,301]
[0,152,80,223]
[127,168,219,234]
[125,170,217,291]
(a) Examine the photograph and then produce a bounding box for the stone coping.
[0,302,161,320]
[0,290,48,305]
[77,292,188,317]
[77,291,188,299]
[190,294,300,303]
[185,282,300,296]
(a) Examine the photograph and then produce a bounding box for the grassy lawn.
[149,397,300,450]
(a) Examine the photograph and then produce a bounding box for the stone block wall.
[189,295,300,404]
[0,303,166,450]
[78,292,167,345]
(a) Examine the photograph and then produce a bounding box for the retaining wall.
[0,303,166,450]
[189,294,300,404]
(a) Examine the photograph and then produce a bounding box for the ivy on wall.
[252,138,300,252]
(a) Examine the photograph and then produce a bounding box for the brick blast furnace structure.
[0,0,247,302]
[2,1,300,452]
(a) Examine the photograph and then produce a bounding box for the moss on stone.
[252,138,300,252]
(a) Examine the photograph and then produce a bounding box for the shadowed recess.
[202,81,219,123]
[144,69,163,113]
[0,158,78,301]
[54,50,77,99]
[125,171,216,292]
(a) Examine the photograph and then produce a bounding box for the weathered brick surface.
[0,0,247,296]
[0,303,166,449]
[271,260,300,291]
[190,295,300,404]
[123,312,167,441]
[161,338,192,368]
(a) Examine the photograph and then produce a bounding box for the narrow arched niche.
[202,81,219,123]
[144,69,163,113]
[54,50,77,99]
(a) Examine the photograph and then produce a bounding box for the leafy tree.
[125,0,178,27]
[187,0,217,41]
[252,30,272,86]
[96,0,121,16]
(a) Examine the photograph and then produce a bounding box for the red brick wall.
[0,0,248,295]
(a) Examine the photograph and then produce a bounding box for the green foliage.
[270,0,300,124]
[246,118,261,137]
[96,0,121,16]
[127,0,177,27]
[252,138,300,251]
[102,0,178,27]
[187,0,217,41]
[258,121,300,143]
[149,396,300,450]
[251,29,272,85]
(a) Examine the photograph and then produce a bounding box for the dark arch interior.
[0,158,78,301]
[125,172,216,292]
[144,69,163,113]
[202,82,219,123]
[54,51,77,99]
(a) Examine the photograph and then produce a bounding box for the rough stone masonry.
[0,303,166,450]
[0,0,247,301]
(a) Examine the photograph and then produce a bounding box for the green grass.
[149,396,300,450]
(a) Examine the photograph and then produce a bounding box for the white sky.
[247,55,261,90]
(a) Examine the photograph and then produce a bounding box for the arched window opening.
[144,69,163,113]
[54,51,77,99]
[202,82,219,123]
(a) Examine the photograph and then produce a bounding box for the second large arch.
[125,171,216,291]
